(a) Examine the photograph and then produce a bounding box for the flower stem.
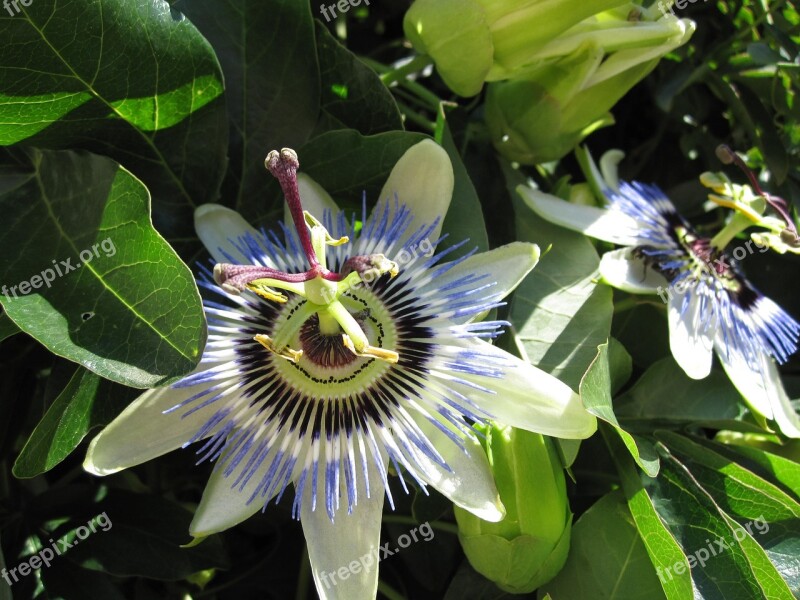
[361,56,443,112]
[710,214,751,250]
[379,54,434,87]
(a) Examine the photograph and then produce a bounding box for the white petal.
[301,449,385,600]
[194,204,267,265]
[410,416,505,521]
[668,292,715,379]
[599,248,668,294]
[285,173,343,228]
[716,342,773,420]
[516,184,645,246]
[377,139,454,247]
[189,453,278,538]
[448,338,597,439]
[716,344,800,438]
[431,242,540,304]
[766,367,800,439]
[83,367,226,476]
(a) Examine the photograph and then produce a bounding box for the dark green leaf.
[608,337,633,395]
[644,441,794,599]
[180,0,319,211]
[506,168,614,390]
[540,490,667,600]
[439,120,490,258]
[615,357,757,431]
[0,149,206,388]
[611,302,670,369]
[41,559,126,600]
[445,560,523,600]
[65,489,228,580]
[0,0,228,242]
[657,431,800,595]
[13,367,136,478]
[0,535,11,600]
[315,23,402,135]
[0,311,20,343]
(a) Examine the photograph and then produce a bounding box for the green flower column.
[455,424,572,593]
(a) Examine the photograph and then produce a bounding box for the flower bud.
[485,10,693,164]
[454,424,571,593]
[403,0,691,97]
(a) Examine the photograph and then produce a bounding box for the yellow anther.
[246,282,289,303]
[254,334,303,363]
[341,334,399,364]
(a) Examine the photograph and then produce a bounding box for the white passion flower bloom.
[84,140,597,600]
[519,149,800,438]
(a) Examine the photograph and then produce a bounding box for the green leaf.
[540,490,667,600]
[444,561,517,600]
[438,120,490,258]
[0,0,228,242]
[608,337,633,395]
[315,23,403,135]
[0,148,206,388]
[644,440,794,599]
[715,441,800,499]
[0,311,20,343]
[581,344,659,476]
[13,367,136,478]
[614,358,758,431]
[605,427,693,600]
[506,168,613,390]
[657,432,800,595]
[41,560,126,600]
[64,489,228,580]
[180,0,320,211]
[612,302,671,369]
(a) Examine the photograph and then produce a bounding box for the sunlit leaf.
[0,148,206,387]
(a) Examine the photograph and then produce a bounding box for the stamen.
[342,254,400,280]
[342,334,400,364]
[246,282,288,304]
[254,334,303,363]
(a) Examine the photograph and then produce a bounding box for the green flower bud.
[454,424,571,593]
[484,12,693,164]
[403,0,692,97]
